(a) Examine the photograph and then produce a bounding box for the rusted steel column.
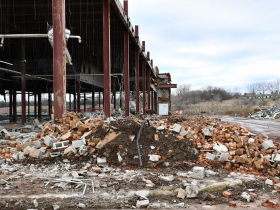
[155,92,157,114]
[9,89,12,118]
[102,90,104,108]
[53,0,66,118]
[34,93,37,117]
[21,39,26,125]
[169,88,171,112]
[92,85,95,111]
[74,93,76,111]
[84,92,86,112]
[99,92,101,109]
[135,25,140,113]
[77,81,80,112]
[142,60,146,114]
[113,90,116,109]
[69,93,71,111]
[38,92,42,119]
[48,92,51,118]
[28,92,30,117]
[124,0,129,116]
[103,0,111,117]
[147,68,150,114]
[151,90,154,114]
[151,59,153,67]
[13,85,17,122]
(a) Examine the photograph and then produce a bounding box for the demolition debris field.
[1,113,280,209]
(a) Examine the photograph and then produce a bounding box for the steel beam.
[92,85,95,111]
[53,0,66,118]
[135,25,140,113]
[99,92,101,109]
[77,81,81,112]
[147,68,150,114]
[84,92,86,112]
[9,90,12,119]
[38,92,42,119]
[124,0,129,116]
[103,0,111,117]
[21,39,26,125]
[142,61,146,114]
[13,85,17,122]
[28,92,30,117]
[151,90,154,114]
[34,93,37,117]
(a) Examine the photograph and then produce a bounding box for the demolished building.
[0,0,176,124]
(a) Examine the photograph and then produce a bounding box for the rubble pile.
[248,106,280,119]
[163,116,280,177]
[0,114,279,178]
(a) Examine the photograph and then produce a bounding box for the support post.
[9,89,12,119]
[38,92,42,119]
[74,92,76,111]
[84,92,86,112]
[103,0,111,117]
[142,60,146,114]
[99,92,101,109]
[77,81,80,112]
[147,68,150,114]
[155,92,157,114]
[13,85,17,122]
[135,25,140,113]
[69,93,71,111]
[21,38,26,125]
[28,92,30,118]
[124,0,129,116]
[34,93,37,117]
[113,90,116,109]
[53,0,66,118]
[92,85,95,111]
[48,91,51,118]
[151,90,154,114]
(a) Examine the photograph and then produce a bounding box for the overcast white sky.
[122,0,280,93]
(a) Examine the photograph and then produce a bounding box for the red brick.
[228,201,236,207]
[223,191,233,198]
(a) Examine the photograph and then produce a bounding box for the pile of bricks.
[153,116,280,176]
[0,113,105,161]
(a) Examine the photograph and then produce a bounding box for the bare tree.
[246,83,258,99]
[256,82,269,101]
[268,79,280,103]
[176,84,191,97]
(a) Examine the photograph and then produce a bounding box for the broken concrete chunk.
[185,185,198,198]
[219,152,229,161]
[79,145,87,156]
[34,140,41,149]
[191,167,204,180]
[206,152,215,160]
[203,128,212,137]
[30,149,43,159]
[172,124,182,133]
[274,154,280,161]
[72,138,86,148]
[136,200,149,208]
[241,192,253,202]
[159,175,174,182]
[97,157,107,167]
[44,136,57,147]
[180,129,188,137]
[53,141,69,151]
[64,145,77,155]
[177,188,186,199]
[149,155,160,162]
[261,140,274,150]
[213,143,228,153]
[21,125,34,133]
[265,179,273,185]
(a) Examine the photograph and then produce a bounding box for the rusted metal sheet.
[53,0,66,118]
[135,25,140,113]
[103,0,111,117]
[158,84,177,88]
